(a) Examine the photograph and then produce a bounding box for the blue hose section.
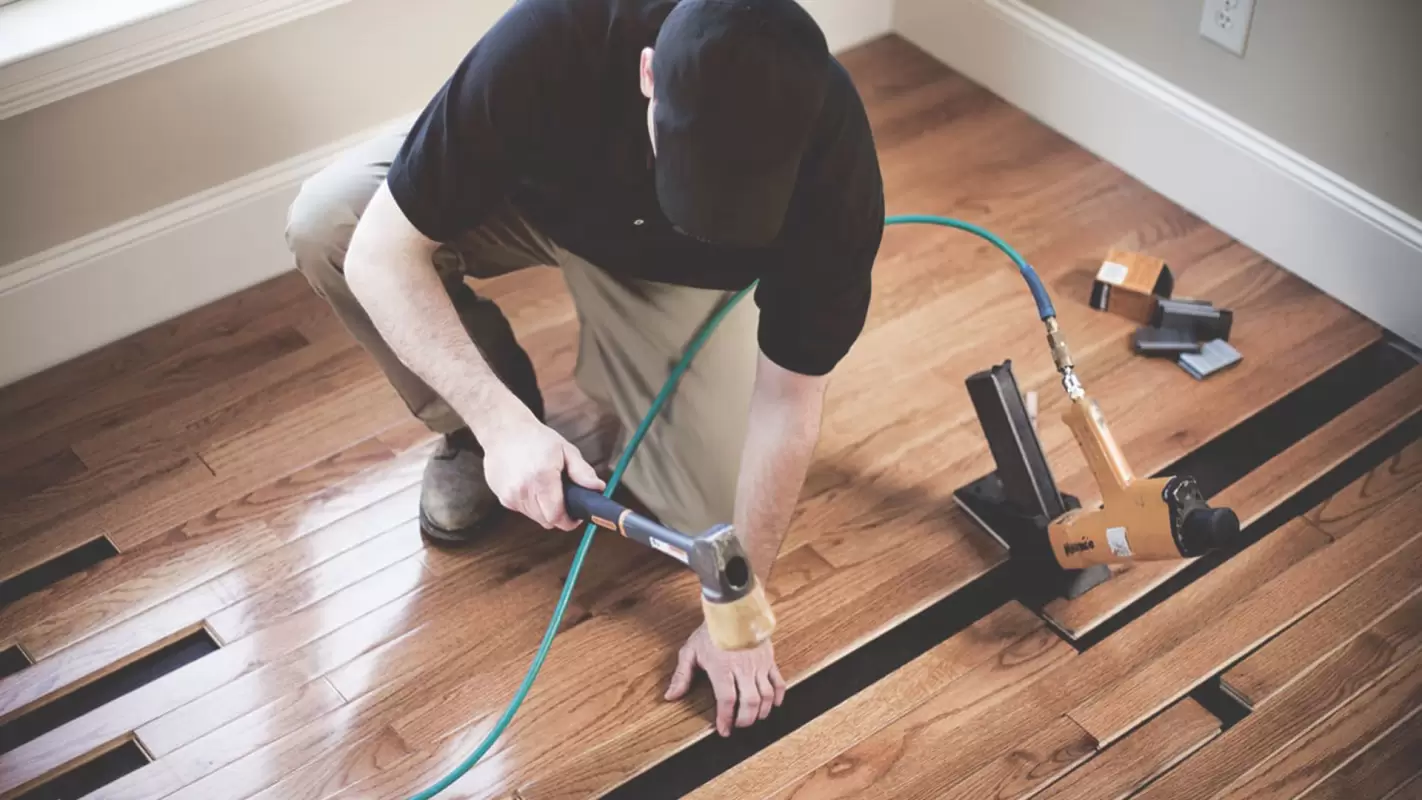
[407,214,1048,798]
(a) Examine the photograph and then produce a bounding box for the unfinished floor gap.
[0,537,119,608]
[0,629,219,756]
[1188,676,1251,731]
[0,645,31,679]
[605,565,1019,799]
[13,738,150,800]
[1069,412,1421,651]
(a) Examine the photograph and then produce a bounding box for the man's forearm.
[733,355,829,584]
[345,183,532,439]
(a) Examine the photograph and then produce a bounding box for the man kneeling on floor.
[285,0,884,737]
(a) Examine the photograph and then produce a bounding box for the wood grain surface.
[0,34,1401,800]
[1034,699,1219,800]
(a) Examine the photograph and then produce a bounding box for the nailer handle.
[1063,395,1135,497]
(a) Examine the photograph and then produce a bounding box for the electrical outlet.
[1200,0,1255,56]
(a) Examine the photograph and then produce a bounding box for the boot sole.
[418,505,505,548]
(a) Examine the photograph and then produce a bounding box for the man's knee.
[284,163,377,278]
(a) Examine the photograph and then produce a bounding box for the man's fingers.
[708,667,737,737]
[665,646,696,701]
[533,476,573,531]
[755,672,775,720]
[732,671,761,729]
[563,443,606,491]
[770,664,787,706]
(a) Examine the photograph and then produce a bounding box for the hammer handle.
[563,483,694,563]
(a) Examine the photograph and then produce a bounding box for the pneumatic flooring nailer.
[954,325,1240,601]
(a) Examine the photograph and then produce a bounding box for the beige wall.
[1024,0,1422,219]
[0,0,889,267]
[0,0,513,265]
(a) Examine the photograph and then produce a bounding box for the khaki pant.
[284,130,758,535]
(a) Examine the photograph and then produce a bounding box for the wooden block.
[1068,486,1422,745]
[1217,651,1422,799]
[686,604,1047,800]
[1134,593,1422,800]
[1043,366,1422,639]
[1089,248,1173,324]
[1222,531,1422,708]
[87,678,346,800]
[1302,711,1422,800]
[1035,699,1220,800]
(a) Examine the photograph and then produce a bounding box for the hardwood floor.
[1,34,1413,800]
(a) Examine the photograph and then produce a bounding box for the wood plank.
[14,524,281,660]
[924,715,1096,800]
[685,603,1048,800]
[1310,434,1422,538]
[69,324,357,472]
[0,273,314,421]
[1219,655,1422,800]
[0,554,427,797]
[145,432,419,550]
[1222,529,1422,708]
[1303,711,1422,800]
[507,525,1002,800]
[135,526,578,760]
[0,582,228,725]
[1042,365,1421,639]
[1068,486,1422,745]
[205,502,422,643]
[749,631,1076,800]
[1034,699,1220,800]
[84,678,346,800]
[1134,592,1422,800]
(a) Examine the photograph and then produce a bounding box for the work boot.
[418,283,544,546]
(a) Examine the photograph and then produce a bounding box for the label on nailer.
[1106,526,1133,557]
[649,537,689,563]
[1096,261,1129,285]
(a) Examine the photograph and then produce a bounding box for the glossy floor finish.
[0,35,1402,800]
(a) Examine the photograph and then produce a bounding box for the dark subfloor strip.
[0,629,219,756]
[0,646,32,680]
[605,566,1018,800]
[14,740,149,800]
[609,342,1417,798]
[0,538,119,609]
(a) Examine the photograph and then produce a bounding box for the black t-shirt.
[387,0,885,377]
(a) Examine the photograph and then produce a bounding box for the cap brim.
[655,132,801,248]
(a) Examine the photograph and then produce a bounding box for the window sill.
[0,0,352,120]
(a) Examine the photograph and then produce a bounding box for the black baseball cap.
[652,0,831,247]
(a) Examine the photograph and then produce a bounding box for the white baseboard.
[805,0,894,52]
[0,115,412,388]
[895,0,1422,347]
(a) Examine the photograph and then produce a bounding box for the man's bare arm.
[733,351,829,583]
[344,182,601,529]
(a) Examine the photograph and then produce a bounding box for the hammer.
[563,483,776,650]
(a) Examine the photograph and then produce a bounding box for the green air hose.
[408,214,1052,799]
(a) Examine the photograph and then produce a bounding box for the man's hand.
[665,622,787,736]
[481,415,605,531]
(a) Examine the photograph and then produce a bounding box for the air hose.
[408,214,1065,799]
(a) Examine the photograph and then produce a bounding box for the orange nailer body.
[1047,395,1238,570]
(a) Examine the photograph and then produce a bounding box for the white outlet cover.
[1200,0,1255,56]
